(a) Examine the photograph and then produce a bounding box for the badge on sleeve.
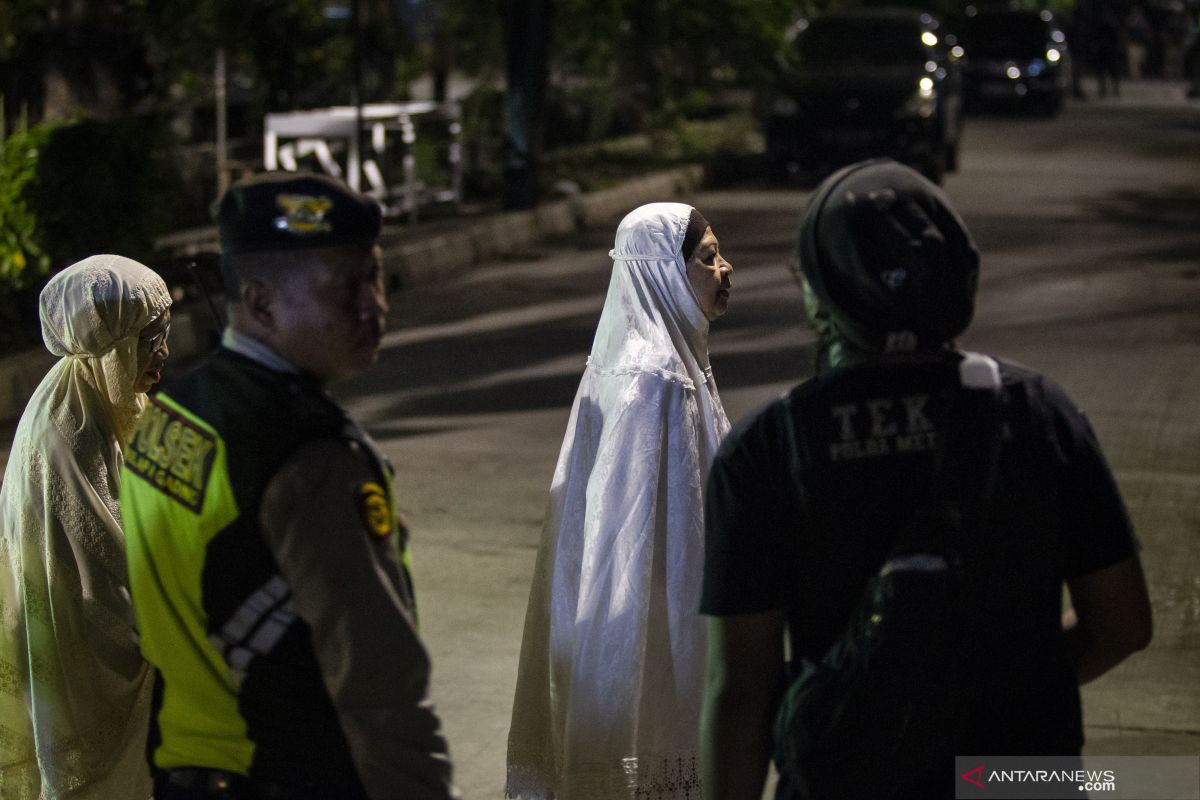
[357,481,392,539]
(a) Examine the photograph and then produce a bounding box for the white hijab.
[507,204,731,798]
[0,255,170,799]
[591,202,714,388]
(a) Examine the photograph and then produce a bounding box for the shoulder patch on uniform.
[357,481,392,539]
[125,398,217,513]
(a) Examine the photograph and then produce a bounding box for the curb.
[0,164,706,426]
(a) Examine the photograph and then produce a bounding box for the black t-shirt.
[701,351,1138,753]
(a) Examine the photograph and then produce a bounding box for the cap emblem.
[273,194,333,236]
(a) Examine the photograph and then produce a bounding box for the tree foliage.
[441,0,796,145]
[1,116,181,282]
[2,1,419,135]
[2,0,811,146]
[0,121,54,291]
[1,1,153,123]
[0,115,183,352]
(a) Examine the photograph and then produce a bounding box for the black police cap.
[798,159,979,352]
[216,172,382,256]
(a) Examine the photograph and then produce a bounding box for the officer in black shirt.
[698,160,1152,800]
[122,173,457,799]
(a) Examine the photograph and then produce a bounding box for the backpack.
[773,354,1003,800]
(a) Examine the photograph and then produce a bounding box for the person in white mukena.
[506,202,734,800]
[0,255,172,799]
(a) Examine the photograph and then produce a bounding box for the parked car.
[960,7,1068,115]
[763,8,964,184]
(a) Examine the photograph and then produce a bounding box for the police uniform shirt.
[121,337,455,800]
[700,351,1139,753]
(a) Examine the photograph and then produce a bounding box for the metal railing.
[263,102,462,221]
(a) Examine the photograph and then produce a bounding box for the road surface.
[333,84,1200,796]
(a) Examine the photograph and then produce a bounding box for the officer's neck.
[222,326,301,376]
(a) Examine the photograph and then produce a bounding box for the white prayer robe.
[507,203,731,799]
[0,255,170,799]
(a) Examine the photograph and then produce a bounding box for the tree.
[444,0,797,205]
[1,0,153,124]
[2,1,418,137]
[502,0,552,209]
[139,0,415,119]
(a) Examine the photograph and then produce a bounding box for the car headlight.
[772,97,800,116]
[898,78,937,119]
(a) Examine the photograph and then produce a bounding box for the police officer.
[121,173,457,800]
[698,160,1152,799]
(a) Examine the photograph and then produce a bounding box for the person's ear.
[240,278,274,330]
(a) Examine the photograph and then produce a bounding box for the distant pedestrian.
[507,202,734,799]
[1162,3,1195,79]
[1125,3,1153,79]
[1067,0,1093,98]
[1092,2,1126,97]
[699,159,1152,800]
[120,173,457,800]
[0,255,172,799]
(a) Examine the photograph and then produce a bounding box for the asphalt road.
[332,83,1200,797]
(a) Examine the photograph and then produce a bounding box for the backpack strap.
[948,352,1004,507]
[892,352,1003,558]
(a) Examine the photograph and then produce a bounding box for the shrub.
[0,116,184,352]
[28,117,183,271]
[0,122,56,292]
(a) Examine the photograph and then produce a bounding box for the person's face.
[270,244,388,384]
[685,226,733,320]
[133,308,172,393]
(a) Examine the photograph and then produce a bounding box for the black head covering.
[216,172,382,257]
[798,159,979,352]
[681,207,710,261]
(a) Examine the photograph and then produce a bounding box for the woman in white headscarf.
[507,203,733,799]
[0,255,172,799]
